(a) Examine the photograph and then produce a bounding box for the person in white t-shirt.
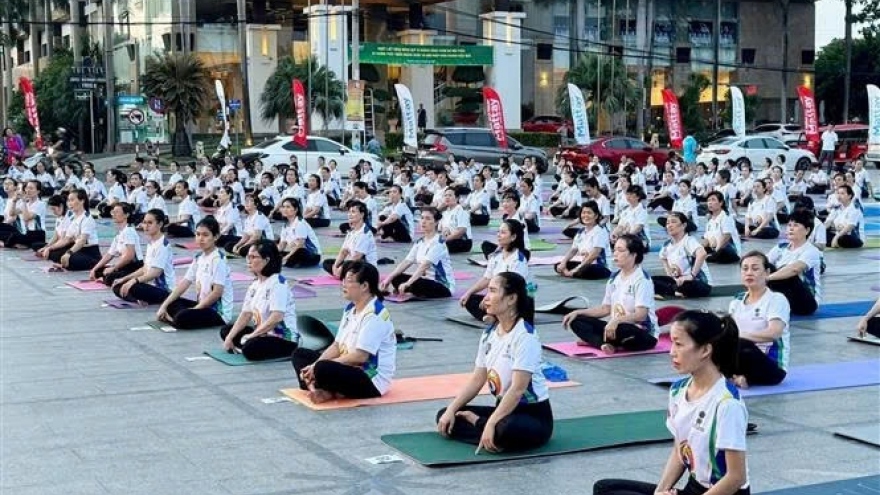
[654,212,713,299]
[214,186,243,248]
[380,207,454,298]
[766,209,822,316]
[464,174,492,226]
[438,271,553,453]
[112,209,176,305]
[729,250,791,388]
[303,174,331,228]
[277,197,322,268]
[612,185,652,250]
[156,216,234,330]
[738,179,779,239]
[226,194,274,257]
[219,241,300,360]
[439,187,473,254]
[702,191,741,264]
[293,261,397,402]
[45,189,101,271]
[819,124,838,173]
[0,180,47,249]
[518,178,542,233]
[35,195,70,255]
[857,297,880,339]
[376,185,414,243]
[563,234,659,354]
[166,181,202,238]
[322,201,378,278]
[549,173,581,219]
[339,181,378,234]
[825,184,864,248]
[555,202,612,280]
[593,310,750,495]
[88,202,143,286]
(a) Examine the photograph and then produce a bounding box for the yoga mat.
[529,255,566,266]
[759,476,880,495]
[145,320,178,332]
[791,300,875,320]
[203,349,290,366]
[381,409,671,466]
[863,238,880,248]
[648,359,880,397]
[102,299,141,309]
[385,288,466,304]
[292,285,318,298]
[174,241,199,250]
[865,223,880,232]
[529,239,559,252]
[711,284,746,297]
[172,256,193,266]
[279,373,580,411]
[544,335,672,359]
[66,280,108,291]
[466,257,488,267]
[19,253,43,262]
[848,335,880,346]
[445,316,486,329]
[535,296,590,314]
[300,308,343,322]
[323,246,341,256]
[229,272,254,283]
[381,271,476,282]
[297,275,342,286]
[832,425,880,448]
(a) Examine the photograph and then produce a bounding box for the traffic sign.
[148,97,165,114]
[128,109,146,126]
[229,99,242,111]
[74,89,91,101]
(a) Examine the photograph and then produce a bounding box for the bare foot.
[308,389,334,404]
[454,410,479,425]
[732,375,749,389]
[600,344,616,354]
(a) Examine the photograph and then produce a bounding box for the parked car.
[407,128,549,173]
[240,136,382,175]
[701,128,739,147]
[522,115,572,134]
[696,135,815,172]
[558,136,670,172]
[867,143,880,168]
[750,122,803,142]
[787,124,869,166]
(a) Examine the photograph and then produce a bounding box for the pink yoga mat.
[297,275,342,286]
[174,241,199,250]
[230,272,254,282]
[543,334,672,359]
[172,257,193,266]
[382,271,476,281]
[66,280,108,291]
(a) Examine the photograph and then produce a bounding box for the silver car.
[408,128,549,173]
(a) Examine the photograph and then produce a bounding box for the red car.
[558,136,671,171]
[787,124,869,165]
[522,115,572,134]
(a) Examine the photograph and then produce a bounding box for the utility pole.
[352,0,360,146]
[843,0,853,123]
[103,0,116,151]
[711,0,720,130]
[236,0,253,145]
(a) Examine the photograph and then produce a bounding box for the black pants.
[470,212,490,226]
[283,248,322,268]
[98,203,115,218]
[291,348,381,398]
[735,220,779,239]
[220,324,298,360]
[58,245,102,271]
[564,261,611,280]
[305,217,330,228]
[435,400,553,452]
[525,218,540,234]
[652,275,712,298]
[446,238,473,254]
[0,229,45,248]
[549,205,577,219]
[569,315,657,351]
[217,234,240,249]
[593,477,750,495]
[826,228,863,248]
[98,260,143,286]
[166,298,226,330]
[377,218,412,243]
[806,185,827,195]
[867,317,880,338]
[465,294,534,324]
[776,211,790,225]
[388,273,451,298]
[166,224,195,238]
[736,339,787,386]
[112,282,170,305]
[481,241,498,259]
[224,240,251,257]
[706,243,740,264]
[768,274,817,316]
[647,196,674,211]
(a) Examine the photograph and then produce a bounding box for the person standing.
[819,124,838,174]
[3,127,25,168]
[417,104,427,133]
[682,134,698,166]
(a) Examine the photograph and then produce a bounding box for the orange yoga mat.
[279,373,580,411]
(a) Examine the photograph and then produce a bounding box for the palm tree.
[259,56,345,130]
[140,52,210,157]
[555,54,639,131]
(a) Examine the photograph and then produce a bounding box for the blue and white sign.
[868,84,880,145]
[567,83,591,145]
[229,99,242,111]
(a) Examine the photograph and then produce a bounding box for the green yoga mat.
[300,308,343,323]
[711,284,746,297]
[863,238,880,249]
[323,246,341,256]
[203,349,290,366]
[759,475,880,495]
[528,240,558,252]
[381,409,671,466]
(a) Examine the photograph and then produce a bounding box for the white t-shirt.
[279,218,322,255]
[667,376,750,490]
[466,189,491,214]
[65,212,99,246]
[144,236,176,291]
[767,241,823,303]
[243,212,275,241]
[714,183,737,212]
[672,194,698,220]
[146,195,167,214]
[241,273,298,341]
[602,268,659,337]
[127,187,149,213]
[729,289,791,370]
[16,199,47,231]
[440,205,472,240]
[618,203,652,247]
[475,319,549,404]
[660,235,713,284]
[178,196,203,230]
[809,218,827,247]
[380,201,414,235]
[404,235,454,290]
[572,224,610,267]
[335,298,397,394]
[306,190,330,219]
[821,130,838,151]
[184,248,234,322]
[560,184,582,208]
[828,202,864,240]
[108,225,143,260]
[745,196,778,230]
[217,203,243,236]
[107,183,126,203]
[518,193,543,228]
[342,224,378,265]
[703,211,741,256]
[483,248,535,293]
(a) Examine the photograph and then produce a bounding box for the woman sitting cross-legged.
[88,202,143,286]
[701,191,742,264]
[562,234,659,354]
[375,185,414,243]
[652,211,713,299]
[857,297,880,340]
[44,189,102,271]
[0,180,47,249]
[737,178,780,239]
[219,241,301,360]
[154,216,235,330]
[291,261,397,403]
[321,200,378,278]
[437,272,553,453]
[765,208,822,316]
[555,201,612,280]
[277,197,323,268]
[824,184,864,249]
[379,207,455,299]
[165,181,202,238]
[111,209,177,305]
[226,193,275,257]
[439,187,474,254]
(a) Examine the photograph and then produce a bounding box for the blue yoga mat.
[759,475,880,494]
[649,359,880,398]
[865,223,880,232]
[791,300,875,320]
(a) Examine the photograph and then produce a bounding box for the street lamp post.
[237,0,253,146]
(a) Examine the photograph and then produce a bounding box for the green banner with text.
[356,43,494,66]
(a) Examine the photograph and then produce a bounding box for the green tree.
[141,52,211,157]
[815,33,880,124]
[718,88,761,129]
[555,53,639,131]
[677,74,711,137]
[259,56,345,128]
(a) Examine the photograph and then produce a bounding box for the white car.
[240,135,382,175]
[696,136,816,172]
[750,123,803,142]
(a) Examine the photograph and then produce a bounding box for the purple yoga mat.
[66,280,108,291]
[230,272,254,283]
[862,255,880,261]
[871,285,880,293]
[544,335,672,359]
[296,275,342,286]
[102,299,142,309]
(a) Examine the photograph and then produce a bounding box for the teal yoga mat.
[381,409,671,466]
[792,300,875,320]
[832,424,880,448]
[203,349,290,366]
[759,475,880,494]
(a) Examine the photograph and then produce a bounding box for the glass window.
[281,141,306,152]
[464,132,495,147]
[626,138,650,149]
[606,139,628,150]
[314,139,342,153]
[763,138,786,150]
[254,138,283,149]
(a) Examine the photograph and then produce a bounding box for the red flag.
[661,89,683,149]
[797,86,819,143]
[19,77,41,138]
[291,79,308,147]
[482,86,508,150]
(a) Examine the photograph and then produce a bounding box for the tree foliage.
[815,33,880,123]
[555,53,639,128]
[259,56,345,124]
[677,74,711,136]
[718,88,761,128]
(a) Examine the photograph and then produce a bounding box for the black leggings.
[470,211,490,226]
[593,477,750,495]
[388,273,452,298]
[549,205,577,218]
[706,243,740,264]
[562,226,581,239]
[736,339,787,386]
[647,196,674,211]
[283,248,322,268]
[166,297,227,330]
[525,218,540,234]
[376,218,412,243]
[305,217,331,228]
[0,229,45,248]
[768,274,818,316]
[569,315,657,351]
[465,294,535,324]
[445,237,473,254]
[735,220,779,239]
[321,259,352,276]
[53,245,102,271]
[291,347,381,398]
[826,228,863,248]
[112,282,170,305]
[224,240,253,257]
[220,324,298,360]
[98,260,143,286]
[217,234,240,249]
[652,275,712,298]
[166,224,195,238]
[435,400,553,452]
[867,317,880,338]
[564,261,611,280]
